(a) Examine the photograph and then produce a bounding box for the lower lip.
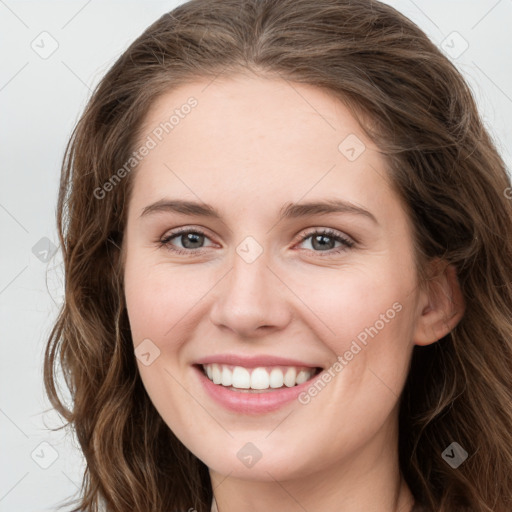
[194,365,321,414]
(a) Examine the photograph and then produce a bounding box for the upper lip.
[194,354,322,369]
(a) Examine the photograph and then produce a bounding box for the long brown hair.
[44,0,512,510]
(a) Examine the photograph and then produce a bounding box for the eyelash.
[157,227,355,257]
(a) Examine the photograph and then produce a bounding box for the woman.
[44,1,512,511]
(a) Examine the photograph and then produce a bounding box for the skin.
[122,74,464,512]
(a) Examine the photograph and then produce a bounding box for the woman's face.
[123,75,428,481]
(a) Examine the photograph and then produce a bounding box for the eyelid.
[159,226,218,250]
[294,227,355,246]
[160,225,214,240]
[292,227,355,256]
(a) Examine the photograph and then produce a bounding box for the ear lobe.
[413,260,465,346]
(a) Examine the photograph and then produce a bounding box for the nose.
[209,250,292,339]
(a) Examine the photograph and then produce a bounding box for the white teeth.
[202,364,317,390]
[296,369,309,385]
[269,367,284,388]
[232,366,251,389]
[212,363,222,384]
[250,367,269,390]
[221,365,232,386]
[284,367,296,387]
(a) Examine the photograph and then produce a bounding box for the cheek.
[124,255,210,344]
[286,260,415,355]
[283,259,418,416]
[123,257,205,428]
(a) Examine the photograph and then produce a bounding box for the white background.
[1,1,511,510]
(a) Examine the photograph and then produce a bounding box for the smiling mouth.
[197,363,323,392]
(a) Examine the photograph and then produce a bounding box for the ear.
[413,259,465,346]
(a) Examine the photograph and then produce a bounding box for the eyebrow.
[140,198,378,225]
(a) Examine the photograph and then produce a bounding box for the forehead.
[129,75,403,226]
[138,75,365,160]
